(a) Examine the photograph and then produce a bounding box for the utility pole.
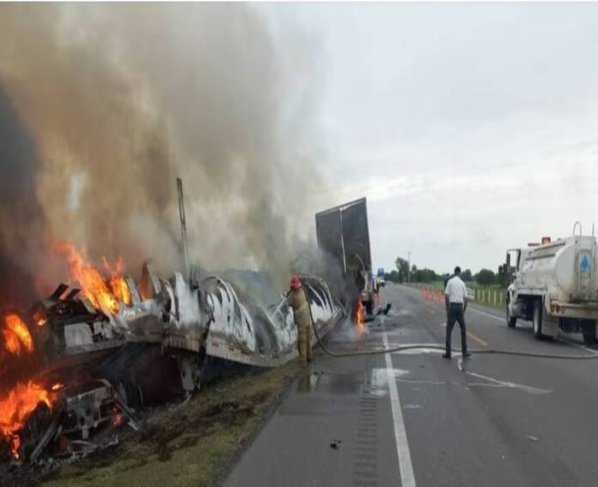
[407,251,411,283]
[177,177,190,279]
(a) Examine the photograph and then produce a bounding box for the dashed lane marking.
[467,331,488,347]
[439,321,488,347]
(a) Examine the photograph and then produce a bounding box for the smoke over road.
[0,3,323,301]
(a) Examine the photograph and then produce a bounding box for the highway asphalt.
[222,283,598,487]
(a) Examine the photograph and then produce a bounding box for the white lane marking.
[465,371,552,395]
[393,377,552,394]
[383,332,417,487]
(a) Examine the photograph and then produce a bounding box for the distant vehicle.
[315,197,375,314]
[505,222,598,344]
[376,268,386,287]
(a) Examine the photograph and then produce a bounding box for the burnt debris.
[0,258,341,466]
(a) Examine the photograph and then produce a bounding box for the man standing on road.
[443,266,470,359]
[443,273,454,319]
[287,276,313,367]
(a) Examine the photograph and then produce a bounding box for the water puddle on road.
[296,368,411,397]
[296,371,364,395]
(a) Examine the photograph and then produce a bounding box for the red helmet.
[290,275,301,290]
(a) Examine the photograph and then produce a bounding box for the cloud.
[317,139,598,274]
[263,2,598,274]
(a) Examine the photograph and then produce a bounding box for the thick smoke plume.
[0,84,48,307]
[0,3,323,301]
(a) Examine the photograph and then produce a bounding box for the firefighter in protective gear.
[288,275,313,367]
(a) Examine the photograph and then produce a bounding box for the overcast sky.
[259,3,598,275]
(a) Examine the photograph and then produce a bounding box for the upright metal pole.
[177,178,190,279]
[339,209,347,275]
[407,251,411,283]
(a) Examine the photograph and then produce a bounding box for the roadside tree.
[475,269,496,286]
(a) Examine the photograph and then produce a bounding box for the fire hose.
[309,311,598,361]
[286,284,598,361]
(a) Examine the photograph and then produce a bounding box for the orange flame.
[112,405,123,427]
[111,277,132,306]
[356,300,364,327]
[54,243,131,313]
[2,314,34,356]
[32,310,47,328]
[35,314,47,327]
[0,381,52,459]
[9,435,20,459]
[103,257,132,307]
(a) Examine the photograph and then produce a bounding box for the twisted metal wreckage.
[3,265,340,462]
[0,181,343,464]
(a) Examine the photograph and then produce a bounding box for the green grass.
[40,361,301,487]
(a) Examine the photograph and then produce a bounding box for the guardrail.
[472,287,505,309]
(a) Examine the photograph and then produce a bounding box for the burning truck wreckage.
[0,188,382,478]
[0,248,343,466]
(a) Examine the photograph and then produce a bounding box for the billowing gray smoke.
[0,3,323,298]
[0,84,47,307]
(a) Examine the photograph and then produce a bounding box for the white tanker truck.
[505,222,598,344]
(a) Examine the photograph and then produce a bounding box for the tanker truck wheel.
[582,321,597,345]
[532,301,546,340]
[506,301,516,328]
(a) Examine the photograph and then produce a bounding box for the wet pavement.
[222,284,598,487]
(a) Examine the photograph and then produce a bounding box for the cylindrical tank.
[518,236,597,302]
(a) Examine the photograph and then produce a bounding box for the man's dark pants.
[445,303,468,356]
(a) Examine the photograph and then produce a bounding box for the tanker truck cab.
[505,225,598,344]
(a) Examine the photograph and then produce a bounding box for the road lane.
[223,326,399,487]
[389,284,598,487]
[223,283,598,487]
